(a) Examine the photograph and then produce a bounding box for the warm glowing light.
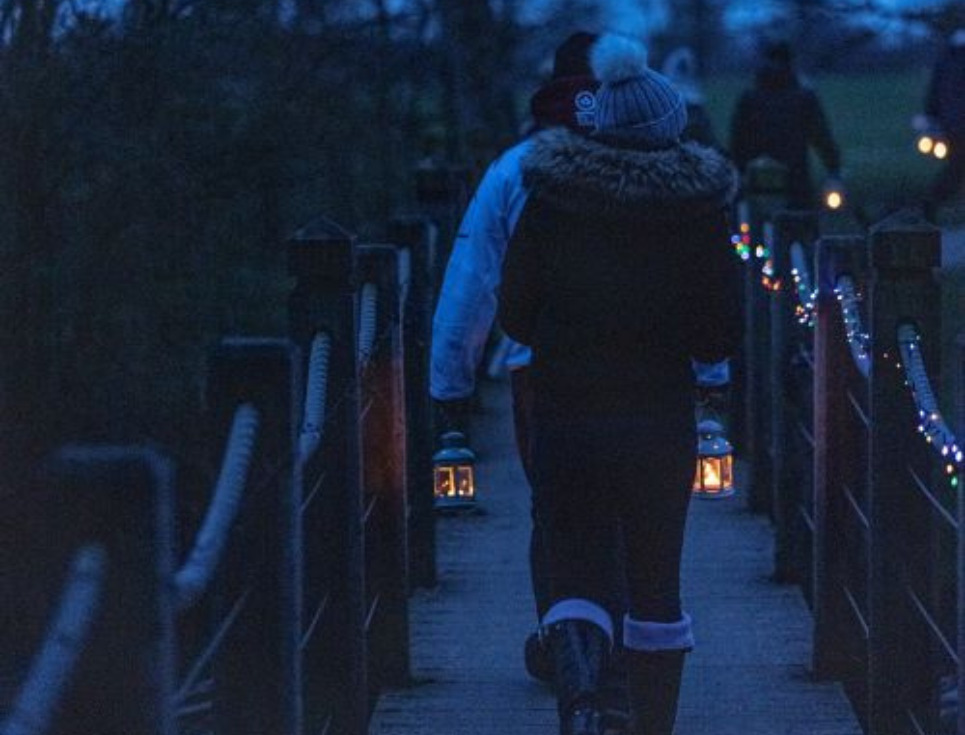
[918,135,934,154]
[693,420,735,499]
[825,191,843,209]
[433,432,477,508]
[934,141,949,159]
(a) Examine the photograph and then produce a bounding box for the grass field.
[702,68,965,226]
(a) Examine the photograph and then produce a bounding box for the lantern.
[692,419,735,498]
[823,178,845,211]
[433,431,476,509]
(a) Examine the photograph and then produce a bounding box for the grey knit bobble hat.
[591,33,687,147]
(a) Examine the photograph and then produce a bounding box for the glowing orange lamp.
[692,420,735,499]
[433,431,477,509]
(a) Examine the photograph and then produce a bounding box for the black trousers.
[529,404,695,624]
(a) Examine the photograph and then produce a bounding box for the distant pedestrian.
[729,39,842,208]
[661,46,721,150]
[499,33,741,735]
[923,28,965,219]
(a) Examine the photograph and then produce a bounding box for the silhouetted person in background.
[729,40,842,208]
[662,46,721,150]
[923,28,965,219]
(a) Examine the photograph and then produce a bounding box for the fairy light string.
[789,241,817,327]
[895,323,963,489]
[834,275,871,377]
[731,221,782,292]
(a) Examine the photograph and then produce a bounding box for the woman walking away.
[499,32,741,735]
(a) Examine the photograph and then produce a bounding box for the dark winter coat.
[498,128,742,418]
[926,42,965,139]
[729,66,840,207]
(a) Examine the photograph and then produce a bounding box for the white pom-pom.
[590,33,649,85]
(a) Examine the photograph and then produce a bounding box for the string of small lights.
[789,241,817,327]
[834,275,871,377]
[895,323,963,489]
[731,221,782,292]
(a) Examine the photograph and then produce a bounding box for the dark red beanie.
[552,32,597,79]
[530,75,600,132]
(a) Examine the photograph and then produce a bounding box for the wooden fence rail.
[740,201,965,735]
[0,204,448,735]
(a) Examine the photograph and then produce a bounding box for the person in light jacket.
[499,33,741,735]
[429,31,610,679]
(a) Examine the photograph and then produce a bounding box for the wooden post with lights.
[738,156,788,515]
[958,330,965,735]
[867,214,941,735]
[770,211,819,583]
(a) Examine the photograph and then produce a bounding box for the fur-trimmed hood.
[522,127,738,216]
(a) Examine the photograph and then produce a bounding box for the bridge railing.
[0,212,442,735]
[741,201,964,735]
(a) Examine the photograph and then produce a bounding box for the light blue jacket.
[430,139,534,400]
[429,138,730,401]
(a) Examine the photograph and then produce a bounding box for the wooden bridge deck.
[369,379,864,735]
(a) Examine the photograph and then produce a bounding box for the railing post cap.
[287,215,357,280]
[744,156,789,195]
[869,209,940,271]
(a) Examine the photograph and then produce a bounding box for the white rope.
[300,332,332,463]
[896,323,963,470]
[357,283,378,365]
[1,545,107,735]
[175,403,260,611]
[834,275,871,378]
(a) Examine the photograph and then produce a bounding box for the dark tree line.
[0,0,558,484]
[0,0,957,486]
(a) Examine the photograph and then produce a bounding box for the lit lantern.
[823,178,845,210]
[917,135,935,155]
[692,420,735,498]
[433,431,476,509]
[934,140,949,160]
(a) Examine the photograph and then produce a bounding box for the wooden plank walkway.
[369,379,863,735]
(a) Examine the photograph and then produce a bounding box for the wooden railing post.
[812,235,863,680]
[770,210,819,583]
[206,338,302,735]
[46,446,177,735]
[957,331,965,735]
[738,157,789,513]
[287,217,368,735]
[357,242,411,686]
[414,162,469,281]
[867,215,941,735]
[388,216,438,589]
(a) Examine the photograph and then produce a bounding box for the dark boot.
[547,620,610,735]
[626,650,686,735]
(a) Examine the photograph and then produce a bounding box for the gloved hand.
[433,397,473,442]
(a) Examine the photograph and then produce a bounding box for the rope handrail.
[0,545,108,735]
[174,403,260,611]
[834,275,871,378]
[300,332,332,464]
[357,282,378,365]
[896,323,963,482]
[789,241,816,327]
